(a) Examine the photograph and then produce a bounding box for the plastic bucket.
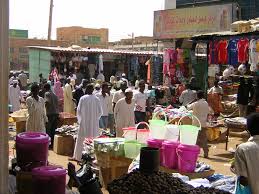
[177,144,200,173]
[122,127,136,141]
[149,111,168,139]
[164,124,180,141]
[162,141,180,169]
[178,115,201,145]
[147,138,164,165]
[32,165,66,194]
[139,147,160,174]
[16,132,50,171]
[124,140,145,159]
[136,122,150,144]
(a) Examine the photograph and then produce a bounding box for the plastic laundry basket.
[149,111,168,140]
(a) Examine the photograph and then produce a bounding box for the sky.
[10,0,164,42]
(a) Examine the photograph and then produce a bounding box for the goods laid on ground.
[108,169,230,194]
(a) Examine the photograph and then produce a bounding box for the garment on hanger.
[249,39,258,66]
[237,38,249,63]
[98,54,103,73]
[169,49,178,64]
[228,39,239,67]
[218,40,228,64]
[177,49,184,64]
[208,40,219,64]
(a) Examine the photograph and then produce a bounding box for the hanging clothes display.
[237,38,249,63]
[130,55,139,77]
[152,55,163,85]
[177,49,184,64]
[249,39,258,66]
[218,40,228,64]
[228,39,239,67]
[208,40,219,64]
[98,54,103,73]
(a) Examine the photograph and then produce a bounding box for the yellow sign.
[154,4,236,39]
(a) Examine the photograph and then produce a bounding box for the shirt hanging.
[238,38,249,63]
[228,39,239,67]
[209,40,219,64]
[218,40,228,64]
[98,54,103,73]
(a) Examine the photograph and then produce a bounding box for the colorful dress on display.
[218,40,228,64]
[209,41,219,64]
[228,39,239,67]
[237,38,249,63]
[177,49,184,64]
[163,49,170,75]
[249,39,258,72]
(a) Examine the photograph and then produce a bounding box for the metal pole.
[0,0,9,193]
[48,0,54,41]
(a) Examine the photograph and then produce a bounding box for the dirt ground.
[9,128,248,193]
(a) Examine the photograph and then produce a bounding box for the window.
[81,35,101,44]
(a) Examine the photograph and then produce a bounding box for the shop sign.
[81,35,101,44]
[9,29,28,38]
[154,3,236,39]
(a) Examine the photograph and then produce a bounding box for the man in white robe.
[114,88,135,137]
[63,78,75,114]
[73,84,102,161]
[9,80,21,112]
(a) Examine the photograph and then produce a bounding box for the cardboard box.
[16,121,26,134]
[53,135,75,156]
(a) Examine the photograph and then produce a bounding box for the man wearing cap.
[114,88,135,137]
[9,80,22,112]
[121,73,129,87]
[18,71,28,90]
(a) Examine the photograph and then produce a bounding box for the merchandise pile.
[108,170,231,194]
[56,125,79,136]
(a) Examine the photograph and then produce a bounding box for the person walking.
[237,77,249,117]
[234,113,259,194]
[53,81,64,112]
[26,83,48,132]
[134,80,149,124]
[64,78,75,114]
[73,84,102,161]
[179,84,197,106]
[96,82,109,130]
[112,81,127,111]
[18,71,28,90]
[44,83,59,147]
[188,91,210,158]
[73,79,88,106]
[114,88,135,137]
[107,84,115,134]
[9,80,21,112]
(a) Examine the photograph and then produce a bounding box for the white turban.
[125,88,133,93]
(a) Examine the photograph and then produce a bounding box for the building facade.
[10,38,69,70]
[173,0,259,20]
[109,36,163,51]
[56,26,109,49]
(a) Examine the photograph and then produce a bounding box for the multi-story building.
[56,26,109,49]
[173,0,259,20]
[9,29,69,70]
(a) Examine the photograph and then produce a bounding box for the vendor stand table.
[224,117,247,151]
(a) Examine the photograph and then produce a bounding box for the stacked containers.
[147,139,164,165]
[162,141,180,169]
[32,166,66,194]
[16,132,49,171]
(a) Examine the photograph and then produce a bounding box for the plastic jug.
[149,111,168,139]
[177,144,200,173]
[178,115,201,145]
[16,132,50,171]
[32,165,66,194]
[162,141,180,169]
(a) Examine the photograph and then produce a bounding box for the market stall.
[28,46,162,85]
